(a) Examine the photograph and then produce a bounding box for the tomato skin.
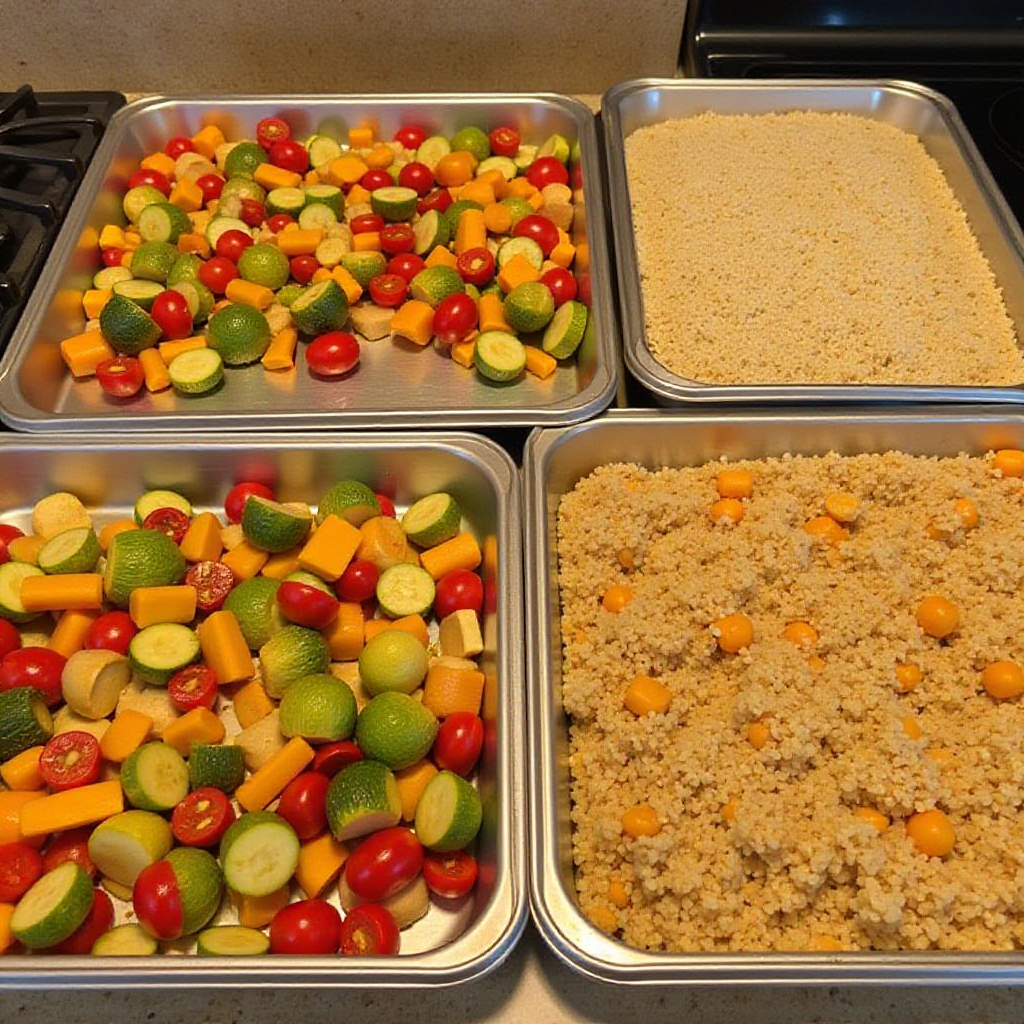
[379,224,415,255]
[386,252,425,283]
[417,187,453,216]
[455,247,495,287]
[368,273,408,309]
[0,619,21,661]
[276,581,339,630]
[225,480,275,524]
[306,331,360,377]
[360,169,394,192]
[0,523,23,566]
[267,213,294,234]
[422,849,478,899]
[526,156,570,189]
[128,168,170,195]
[150,289,194,340]
[239,199,266,228]
[133,859,184,940]
[256,117,291,152]
[311,741,362,778]
[512,214,560,257]
[394,125,427,150]
[489,126,520,158]
[142,506,190,545]
[397,161,434,197]
[269,139,309,174]
[270,898,341,954]
[540,267,577,306]
[374,493,396,519]
[101,246,126,268]
[339,903,400,956]
[350,213,385,236]
[335,559,379,603]
[214,228,255,263]
[197,255,239,295]
[170,787,235,847]
[185,560,236,613]
[433,712,484,777]
[289,254,319,285]
[432,293,477,346]
[84,610,137,656]
[345,827,423,902]
[0,842,43,902]
[276,772,329,841]
[434,569,484,619]
[49,887,114,954]
[42,827,96,879]
[167,664,219,714]
[165,136,194,159]
[39,731,102,791]
[95,356,145,399]
[196,173,225,204]
[0,647,67,706]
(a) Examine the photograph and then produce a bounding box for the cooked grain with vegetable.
[623,112,1022,385]
[558,450,1024,951]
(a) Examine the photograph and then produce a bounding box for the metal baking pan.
[525,408,1024,985]
[602,79,1024,406]
[0,431,524,989]
[0,94,616,432]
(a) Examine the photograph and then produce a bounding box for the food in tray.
[0,475,495,956]
[623,110,1021,386]
[558,446,1024,952]
[63,115,589,400]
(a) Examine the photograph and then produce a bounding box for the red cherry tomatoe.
[276,771,329,840]
[360,169,394,192]
[335,558,379,603]
[224,481,275,523]
[397,161,434,196]
[540,267,578,306]
[256,116,291,152]
[433,569,484,619]
[394,124,427,150]
[306,331,360,377]
[0,620,20,661]
[150,290,194,340]
[197,256,239,295]
[0,523,23,566]
[95,356,145,399]
[276,581,340,629]
[488,125,520,157]
[84,610,137,655]
[526,155,570,189]
[432,293,477,346]
[268,139,309,174]
[214,228,254,263]
[195,173,225,204]
[238,198,266,227]
[128,168,170,195]
[0,646,67,706]
[289,254,320,285]
[269,899,341,955]
[164,136,194,159]
[512,213,560,257]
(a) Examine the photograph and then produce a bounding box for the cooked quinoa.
[623,111,1022,385]
[557,451,1024,952]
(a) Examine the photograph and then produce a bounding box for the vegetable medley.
[65,113,591,399]
[0,475,496,956]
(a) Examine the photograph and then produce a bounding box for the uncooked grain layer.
[623,111,1022,385]
[558,452,1024,952]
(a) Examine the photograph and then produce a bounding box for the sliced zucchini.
[412,209,450,255]
[93,265,133,290]
[265,186,307,217]
[497,236,543,270]
[137,202,191,244]
[0,685,53,761]
[474,330,527,383]
[169,347,224,395]
[375,563,436,619]
[302,184,343,215]
[415,135,452,169]
[307,135,343,170]
[134,488,193,524]
[128,622,201,686]
[205,215,251,251]
[370,186,418,223]
[197,924,270,956]
[37,526,101,575]
[112,278,164,311]
[542,299,588,360]
[188,742,245,793]
[476,155,517,181]
[297,202,337,231]
[219,811,299,897]
[92,922,160,956]
[120,741,190,811]
[0,561,44,623]
[9,862,94,950]
[401,492,462,548]
[414,769,483,852]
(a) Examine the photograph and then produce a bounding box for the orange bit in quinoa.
[746,720,771,749]
[824,492,861,523]
[853,806,889,833]
[709,497,744,525]
[621,804,661,838]
[902,716,923,741]
[782,621,818,648]
[616,547,635,570]
[906,809,956,857]
[713,612,753,653]
[587,905,619,933]
[803,515,849,544]
[624,674,671,716]
[895,662,922,692]
[953,498,979,529]
[926,747,953,765]
[720,799,739,822]
[608,879,629,908]
[601,584,634,613]
[808,935,846,952]
[981,660,1024,700]
[716,468,753,499]
[915,595,959,639]
[993,449,1024,477]
[807,654,826,672]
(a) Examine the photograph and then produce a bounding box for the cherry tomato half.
[339,903,400,956]
[95,356,145,399]
[185,560,236,613]
[489,125,520,158]
[197,255,239,295]
[276,581,339,630]
[311,741,363,778]
[367,273,408,309]
[350,213,386,236]
[270,898,341,954]
[133,859,183,940]
[526,155,570,189]
[397,161,434,197]
[335,559,379,603]
[0,523,23,566]
[455,247,495,287]
[386,253,425,283]
[345,827,423,902]
[171,787,235,847]
[434,569,484,619]
[142,506,190,545]
[0,619,21,661]
[256,116,292,153]
[276,771,329,840]
[540,266,578,306]
[267,213,295,234]
[379,224,415,255]
[214,228,255,263]
[432,293,477,346]
[433,712,484,777]
[513,213,560,257]
[150,289,194,340]
[84,610,137,656]
[0,842,43,902]
[50,887,114,954]
[225,480,275,524]
[39,731,102,791]
[0,647,67,706]
[289,254,320,285]
[196,173,225,204]
[422,849,478,899]
[417,187,453,216]
[167,664,219,714]
[360,169,394,192]
[394,124,427,150]
[306,331,360,377]
[42,827,96,879]
[239,198,266,228]
[128,168,171,195]
[101,246,126,267]
[164,136,195,159]
[269,139,309,174]
[374,493,396,519]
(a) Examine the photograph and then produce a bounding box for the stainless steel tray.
[0,431,525,989]
[602,79,1024,406]
[525,408,1024,985]
[0,95,617,432]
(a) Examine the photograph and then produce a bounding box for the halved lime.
[358,630,429,697]
[326,759,401,841]
[241,495,312,553]
[316,479,380,526]
[354,691,438,771]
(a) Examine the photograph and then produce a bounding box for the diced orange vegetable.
[424,245,458,270]
[0,747,44,791]
[221,540,269,580]
[7,536,45,565]
[253,163,302,190]
[458,180,496,209]
[482,534,498,580]
[129,585,197,628]
[140,151,175,178]
[330,265,363,304]
[261,327,298,372]
[176,232,211,257]
[260,548,303,580]
[497,253,541,292]
[0,903,15,953]
[82,288,111,320]
[230,680,275,729]
[395,759,438,821]
[390,299,435,347]
[162,707,226,757]
[98,224,126,249]
[345,183,371,207]
[326,156,369,187]
[225,278,274,310]
[158,335,206,364]
[351,231,382,253]
[60,329,115,378]
[119,250,134,269]
[99,709,154,763]
[364,144,394,170]
[295,832,350,898]
[525,346,557,379]
[276,229,323,257]
[191,124,226,160]
[505,177,538,199]
[98,519,137,552]
[311,267,332,285]
[475,168,509,199]
[423,662,486,718]
[348,127,374,150]
[49,609,100,659]
[434,151,477,187]
[235,737,315,812]
[450,338,476,368]
[20,573,103,612]
[363,614,429,647]
[0,791,46,845]
[298,514,361,581]
[169,177,204,213]
[232,885,289,927]
[198,609,255,686]
[179,511,223,563]
[20,780,124,837]
[478,292,510,333]
[482,202,513,235]
[323,602,365,661]
[139,348,172,392]
[419,532,482,580]
[454,208,487,255]
[528,191,545,210]
[574,241,589,270]
[549,240,577,269]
